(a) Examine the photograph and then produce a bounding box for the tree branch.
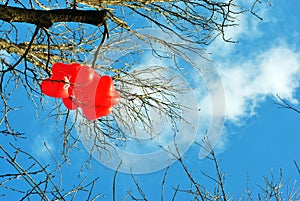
[0,5,107,28]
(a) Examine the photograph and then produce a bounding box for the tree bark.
[0,5,107,28]
[77,0,172,6]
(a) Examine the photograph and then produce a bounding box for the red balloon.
[95,106,112,117]
[95,76,120,106]
[62,97,79,110]
[95,90,120,106]
[41,78,69,98]
[72,66,95,86]
[81,105,112,120]
[52,62,95,86]
[50,69,73,98]
[71,72,100,104]
[52,62,80,83]
[41,62,120,120]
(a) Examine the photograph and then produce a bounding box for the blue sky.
[206,0,300,197]
[0,0,300,200]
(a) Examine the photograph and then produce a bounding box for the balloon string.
[92,21,109,70]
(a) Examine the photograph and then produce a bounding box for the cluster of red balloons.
[41,62,120,120]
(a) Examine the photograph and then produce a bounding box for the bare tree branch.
[0,5,107,28]
[275,94,300,114]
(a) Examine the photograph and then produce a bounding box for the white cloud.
[195,42,300,157]
[254,45,300,102]
[217,43,300,124]
[194,1,300,154]
[207,1,272,57]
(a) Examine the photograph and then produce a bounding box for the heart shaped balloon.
[71,71,101,105]
[95,76,120,107]
[41,78,70,98]
[41,62,120,120]
[81,105,112,121]
[52,62,81,84]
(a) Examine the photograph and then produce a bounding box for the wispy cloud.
[197,41,300,156]
[31,130,55,161]
[197,3,300,153]
[217,42,300,124]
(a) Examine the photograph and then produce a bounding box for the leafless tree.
[0,143,103,200]
[1,0,298,200]
[112,137,300,200]
[0,0,249,161]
